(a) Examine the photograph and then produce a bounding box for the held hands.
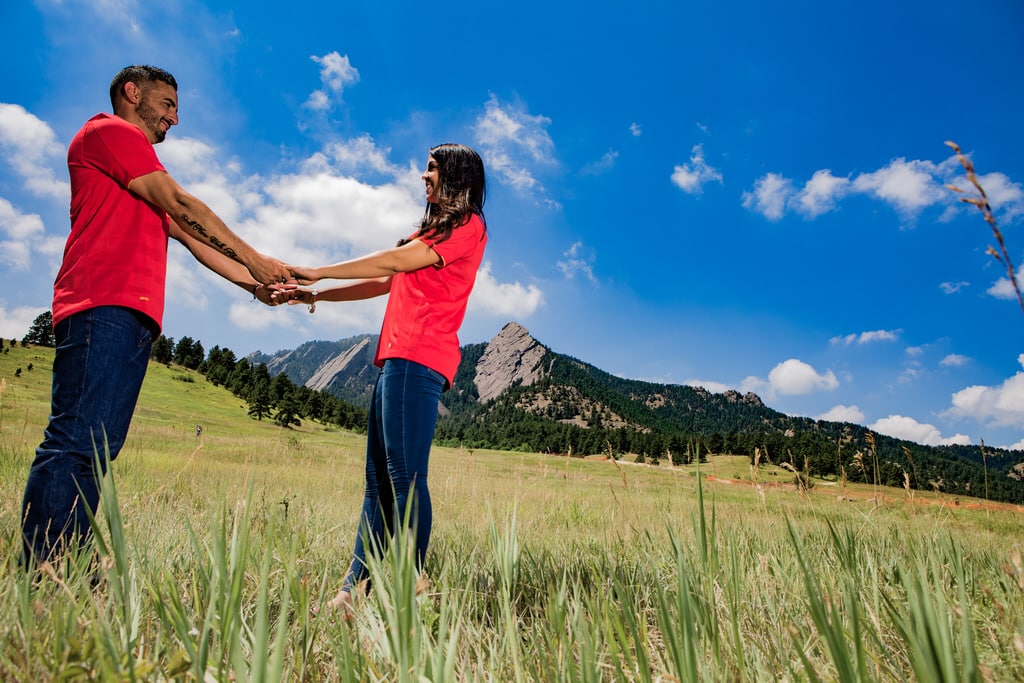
[250,254,293,288]
[249,262,320,309]
[252,283,278,306]
[286,264,320,285]
[269,283,318,312]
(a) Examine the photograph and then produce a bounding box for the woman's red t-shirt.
[374,213,488,387]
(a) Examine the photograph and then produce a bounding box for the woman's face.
[422,155,441,204]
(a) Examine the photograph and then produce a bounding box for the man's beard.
[136,98,166,143]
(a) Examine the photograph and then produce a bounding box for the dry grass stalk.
[980,438,990,503]
[751,446,767,508]
[901,445,921,501]
[945,140,1024,317]
[781,453,811,497]
[607,449,628,490]
[865,432,884,508]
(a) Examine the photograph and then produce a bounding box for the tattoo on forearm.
[180,213,240,261]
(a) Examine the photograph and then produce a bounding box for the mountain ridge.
[250,321,1024,503]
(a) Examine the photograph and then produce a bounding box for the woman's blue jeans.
[21,306,155,563]
[343,358,445,592]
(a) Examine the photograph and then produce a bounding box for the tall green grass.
[1,346,1023,680]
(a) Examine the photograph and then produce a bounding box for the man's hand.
[250,254,293,287]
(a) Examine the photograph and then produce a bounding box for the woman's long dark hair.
[412,143,487,245]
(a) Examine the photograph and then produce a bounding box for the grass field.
[1,344,1023,681]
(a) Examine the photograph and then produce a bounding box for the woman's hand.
[270,283,314,306]
[254,283,279,306]
[287,265,320,285]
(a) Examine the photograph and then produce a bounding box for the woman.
[281,143,487,612]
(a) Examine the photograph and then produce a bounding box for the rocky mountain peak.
[474,322,549,403]
[306,337,374,393]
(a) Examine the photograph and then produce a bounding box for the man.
[20,65,289,564]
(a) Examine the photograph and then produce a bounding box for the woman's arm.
[274,277,393,307]
[289,239,440,284]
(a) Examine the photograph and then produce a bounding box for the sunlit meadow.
[1,345,1023,681]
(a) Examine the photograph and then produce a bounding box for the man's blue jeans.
[21,306,155,563]
[343,358,445,592]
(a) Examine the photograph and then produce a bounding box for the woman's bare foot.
[311,588,354,622]
[327,588,354,612]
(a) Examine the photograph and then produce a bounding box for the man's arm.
[129,170,290,286]
[168,222,276,304]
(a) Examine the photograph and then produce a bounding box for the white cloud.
[670,144,722,195]
[0,303,48,339]
[580,149,618,176]
[939,354,969,367]
[951,169,1024,223]
[320,135,398,176]
[305,52,359,110]
[741,173,794,221]
[741,154,1010,223]
[830,329,901,346]
[794,169,850,218]
[940,281,970,294]
[557,241,597,282]
[684,379,734,394]
[870,415,971,446]
[767,358,839,395]
[816,404,865,423]
[976,171,1024,222]
[739,374,768,395]
[851,158,947,218]
[945,361,1024,429]
[0,198,48,270]
[469,261,543,317]
[250,172,418,260]
[986,273,1022,301]
[629,123,642,137]
[474,94,555,198]
[0,103,69,201]
[737,368,842,404]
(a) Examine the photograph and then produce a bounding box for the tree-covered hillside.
[435,349,1024,504]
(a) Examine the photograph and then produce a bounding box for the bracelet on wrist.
[309,289,318,314]
[251,283,260,300]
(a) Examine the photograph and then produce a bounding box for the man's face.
[135,81,178,144]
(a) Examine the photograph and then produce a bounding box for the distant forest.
[150,334,367,432]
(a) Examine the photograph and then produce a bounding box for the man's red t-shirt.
[375,214,488,388]
[52,113,170,330]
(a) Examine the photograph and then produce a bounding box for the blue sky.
[2,0,1023,449]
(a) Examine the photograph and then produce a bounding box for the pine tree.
[23,311,55,347]
[152,335,174,365]
[247,380,274,421]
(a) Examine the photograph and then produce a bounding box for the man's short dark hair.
[109,65,178,108]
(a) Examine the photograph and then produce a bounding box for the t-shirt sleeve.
[426,215,485,267]
[84,119,166,188]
